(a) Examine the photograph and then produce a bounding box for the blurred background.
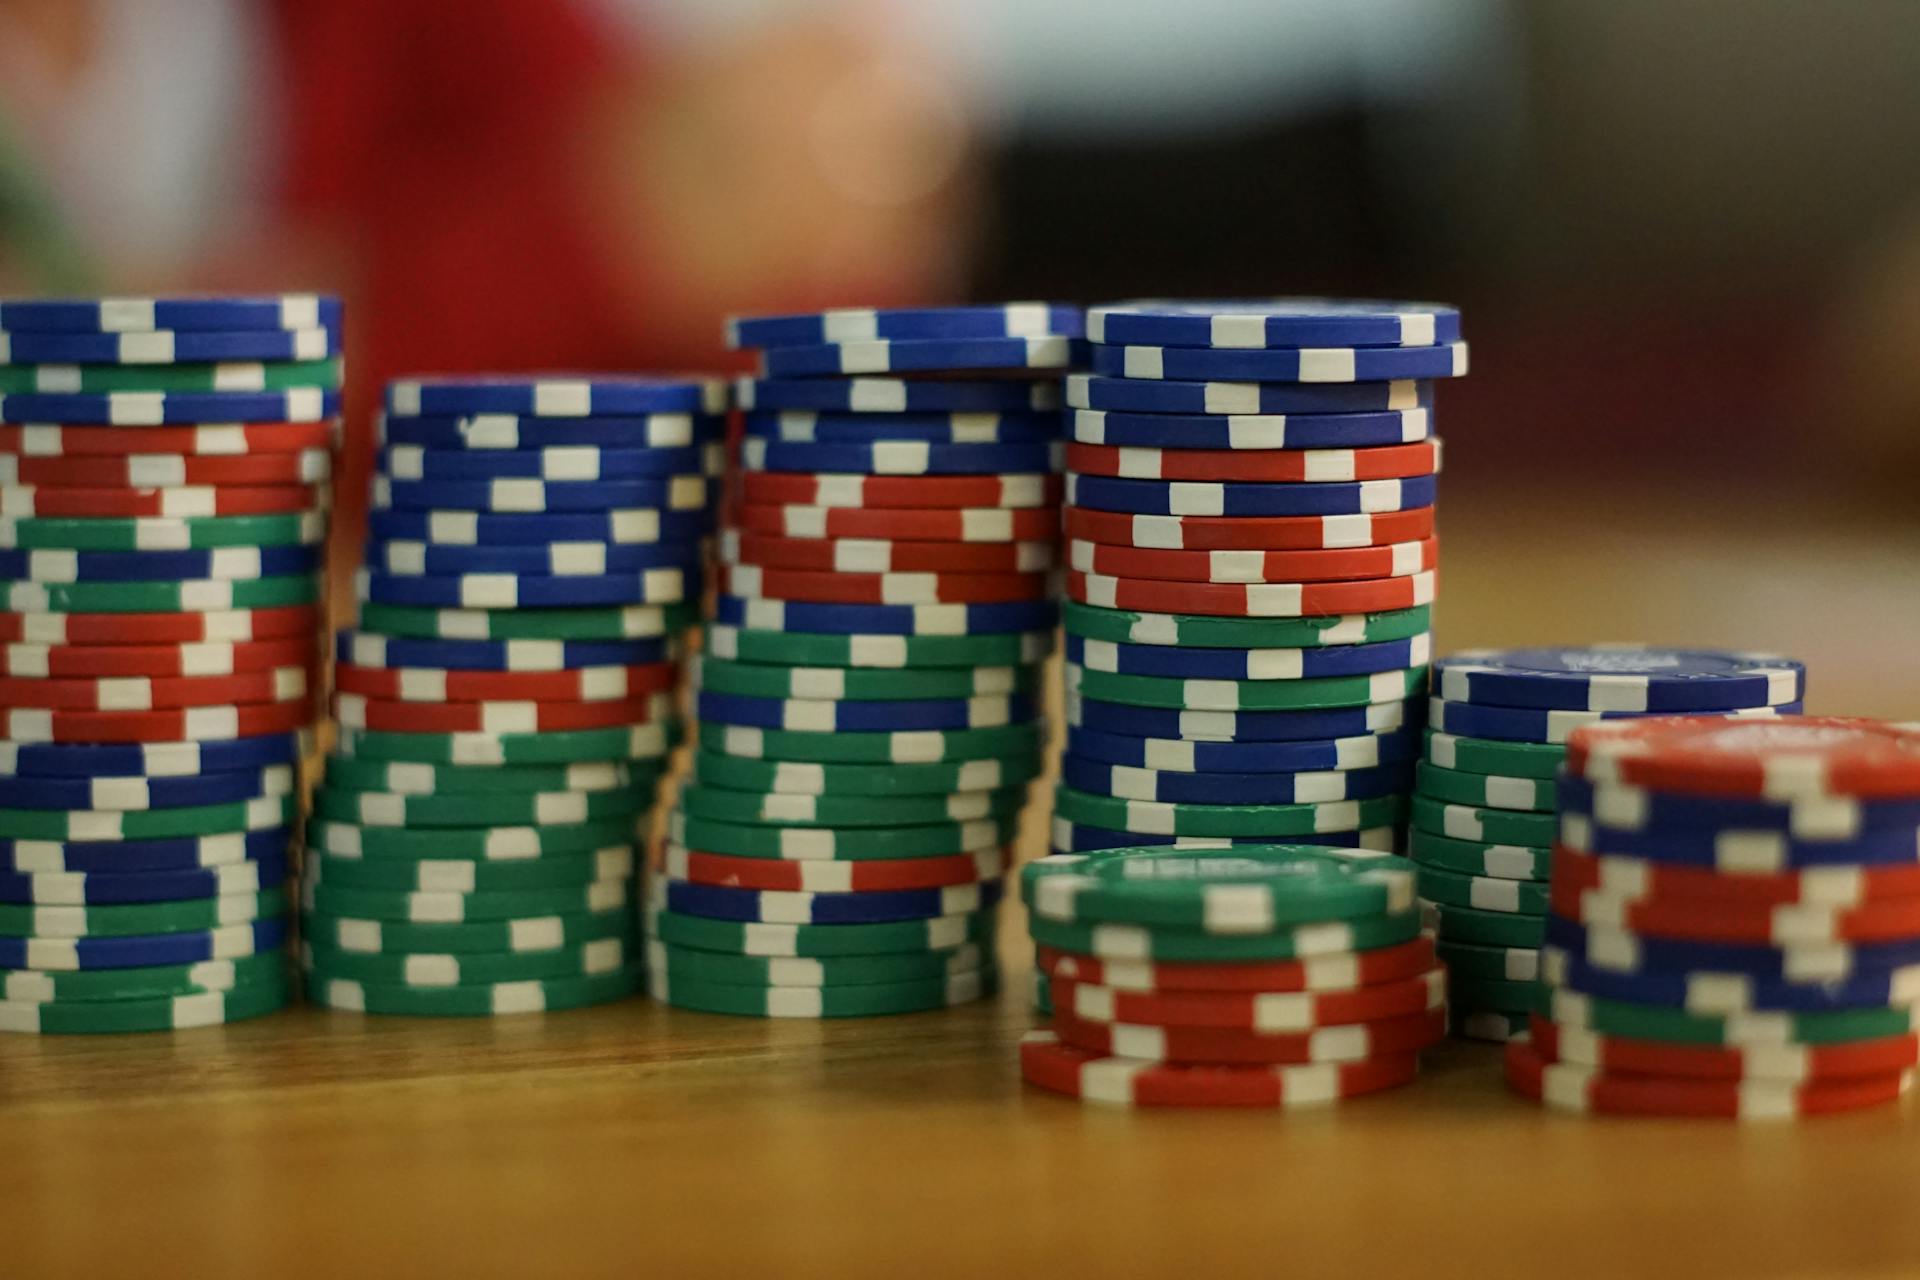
[1,0,1916,710]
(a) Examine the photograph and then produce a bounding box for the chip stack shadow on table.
[300,375,723,1016]
[1421,647,1807,1041]
[643,305,1078,1018]
[0,294,341,1033]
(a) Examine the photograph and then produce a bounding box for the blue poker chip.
[1067,691,1421,743]
[355,566,695,609]
[366,507,712,547]
[0,733,305,778]
[1065,473,1437,518]
[1087,300,1461,350]
[0,388,341,425]
[741,438,1060,476]
[1069,407,1430,451]
[1066,374,1431,416]
[0,852,290,905]
[379,444,715,482]
[0,914,288,969]
[728,304,1083,350]
[1065,633,1430,681]
[742,410,1060,445]
[1434,647,1805,713]
[662,876,1005,925]
[1557,776,1920,833]
[0,764,294,811]
[1050,816,1399,855]
[335,630,672,672]
[1087,342,1467,383]
[1563,809,1920,868]
[713,594,1058,637]
[1544,917,1920,986]
[0,295,341,334]
[0,544,319,584]
[758,336,1088,378]
[1064,725,1422,774]
[366,538,702,578]
[378,412,721,451]
[737,377,1062,415]
[384,376,727,418]
[0,326,342,366]
[0,829,290,876]
[1060,755,1409,805]
[697,689,1039,733]
[1543,945,1920,1013]
[1427,697,1804,745]
[373,474,713,514]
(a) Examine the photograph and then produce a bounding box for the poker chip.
[692,655,1036,702]
[1064,373,1430,415]
[1048,1006,1446,1066]
[333,661,674,704]
[728,502,1058,542]
[1413,761,1554,811]
[378,442,714,481]
[1051,967,1445,1029]
[1060,757,1409,806]
[658,875,1003,926]
[645,936,988,986]
[704,623,1052,671]
[385,376,726,418]
[736,470,1058,511]
[1068,569,1436,618]
[367,507,712,548]
[305,963,644,1017]
[1409,829,1551,880]
[721,530,1056,575]
[663,845,1007,893]
[1,573,318,616]
[311,785,647,830]
[1066,690,1421,742]
[0,971,292,1034]
[335,630,673,673]
[676,782,1027,828]
[0,387,340,425]
[691,750,1040,797]
[355,566,693,609]
[739,437,1061,476]
[0,483,323,519]
[1069,406,1431,451]
[1064,600,1431,648]
[0,666,308,710]
[298,876,633,926]
[332,691,670,734]
[1066,537,1437,584]
[0,511,325,551]
[1541,918,1920,992]
[1,635,315,678]
[1087,341,1467,383]
[696,689,1036,733]
[1051,786,1407,839]
[0,887,286,939]
[323,755,648,797]
[0,544,320,584]
[339,722,677,768]
[712,594,1057,637]
[1063,506,1435,552]
[0,949,287,1001]
[0,854,287,906]
[0,763,294,811]
[308,815,640,863]
[378,411,720,451]
[0,449,330,488]
[1066,662,1428,711]
[742,410,1059,445]
[701,722,1042,766]
[668,811,1017,862]
[720,563,1051,607]
[0,327,338,367]
[1087,300,1460,350]
[757,335,1086,379]
[0,356,341,395]
[0,915,286,970]
[1019,1028,1419,1108]
[372,473,711,514]
[647,964,995,1017]
[1410,794,1555,846]
[302,937,631,985]
[1063,725,1421,774]
[646,903,996,958]
[736,376,1062,414]
[1435,647,1805,713]
[1049,816,1400,856]
[729,303,1083,349]
[356,600,695,642]
[1064,439,1440,483]
[1066,473,1438,518]
[0,295,340,334]
[1070,633,1431,681]
[1429,696,1804,745]
[1525,1014,1920,1083]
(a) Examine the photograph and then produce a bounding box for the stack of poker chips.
[644,304,1079,1018]
[1054,300,1462,857]
[1019,844,1445,1107]
[300,375,724,1017]
[1420,647,1807,1042]
[1511,716,1920,1120]
[0,293,342,1033]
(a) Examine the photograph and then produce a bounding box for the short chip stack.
[643,305,1079,1017]
[1019,844,1445,1107]
[1512,716,1920,1119]
[0,292,342,1032]
[1422,647,1807,1041]
[301,375,725,1016]
[1054,300,1463,858]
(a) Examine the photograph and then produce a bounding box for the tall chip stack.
[1019,845,1446,1107]
[1054,300,1462,859]
[643,305,1078,1018]
[300,375,724,1017]
[1421,647,1806,1041]
[1512,717,1920,1119]
[0,293,341,1033]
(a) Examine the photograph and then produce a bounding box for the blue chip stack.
[0,292,345,1033]
[299,374,725,1017]
[1421,646,1807,1041]
[643,305,1080,1018]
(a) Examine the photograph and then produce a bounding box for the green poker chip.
[0,951,288,1003]
[1064,600,1431,649]
[643,938,987,987]
[1451,1007,1529,1042]
[705,623,1052,670]
[312,786,648,830]
[338,723,680,768]
[1447,972,1542,1014]
[647,963,996,1017]
[1415,865,1549,915]
[694,654,1039,702]
[300,937,629,986]
[1053,785,1406,838]
[1066,664,1430,712]
[1026,909,1423,963]
[698,721,1042,766]
[676,782,1028,829]
[3,573,318,613]
[306,816,640,861]
[1422,730,1565,780]
[357,599,696,642]
[0,512,326,551]
[0,357,342,394]
[668,811,1018,861]
[0,970,291,1034]
[691,749,1042,797]
[300,906,633,955]
[305,960,641,1016]
[322,755,654,796]
[1033,967,1053,1017]
[1540,985,1920,1047]
[1410,794,1556,846]
[1422,899,1545,949]
[1434,939,1541,983]
[298,876,631,924]
[304,847,635,893]
[1415,761,1554,812]
[1409,829,1551,881]
[645,905,996,957]
[0,794,293,841]
[1022,845,1415,932]
[0,887,286,939]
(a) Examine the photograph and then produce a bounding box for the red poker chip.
[1067,536,1438,584]
[1051,967,1444,1030]
[1049,1005,1448,1065]
[1064,505,1435,552]
[1067,568,1436,618]
[1528,1015,1920,1083]
[1065,439,1440,483]
[1568,716,1920,801]
[0,420,338,457]
[333,660,677,704]
[1036,937,1438,993]
[0,605,320,644]
[728,502,1057,543]
[1554,845,1920,907]
[736,471,1060,511]
[0,484,325,518]
[0,698,313,744]
[720,530,1056,575]
[720,563,1053,606]
[0,665,309,710]
[662,843,1009,892]
[1550,878,1920,945]
[0,634,316,678]
[0,450,330,488]
[1019,1028,1420,1107]
[331,691,671,734]
[1505,1035,1913,1118]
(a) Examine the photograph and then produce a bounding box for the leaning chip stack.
[1019,844,1444,1107]
[1055,300,1465,860]
[642,305,1079,1017]
[0,292,343,1032]
[300,375,725,1016]
[1421,646,1807,1042]
[1510,716,1920,1119]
